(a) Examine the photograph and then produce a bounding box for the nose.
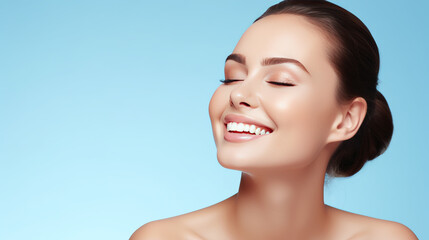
[229,80,259,109]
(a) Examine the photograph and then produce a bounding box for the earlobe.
[326,97,367,144]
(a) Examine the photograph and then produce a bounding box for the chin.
[216,148,322,176]
[217,150,244,170]
[216,149,259,172]
[216,149,279,173]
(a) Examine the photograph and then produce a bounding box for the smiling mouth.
[225,122,273,135]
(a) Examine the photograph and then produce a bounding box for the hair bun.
[365,90,394,159]
[327,90,394,177]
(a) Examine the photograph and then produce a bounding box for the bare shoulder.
[130,195,236,240]
[129,219,204,240]
[363,220,418,240]
[326,205,418,240]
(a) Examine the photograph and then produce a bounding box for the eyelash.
[219,79,295,87]
[219,79,242,84]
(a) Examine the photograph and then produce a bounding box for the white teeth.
[237,123,244,132]
[249,125,256,133]
[226,122,271,135]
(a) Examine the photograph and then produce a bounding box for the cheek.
[265,87,336,165]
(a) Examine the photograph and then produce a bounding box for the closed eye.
[219,79,243,84]
[267,81,295,87]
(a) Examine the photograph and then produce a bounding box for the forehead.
[232,14,334,73]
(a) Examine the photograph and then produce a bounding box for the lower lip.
[223,125,269,143]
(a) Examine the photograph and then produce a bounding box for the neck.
[231,160,330,240]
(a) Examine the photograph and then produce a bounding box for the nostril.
[240,102,251,107]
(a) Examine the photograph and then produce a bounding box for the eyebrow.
[225,53,310,75]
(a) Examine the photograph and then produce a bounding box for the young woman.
[131,0,418,239]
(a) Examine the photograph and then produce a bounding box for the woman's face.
[209,14,341,173]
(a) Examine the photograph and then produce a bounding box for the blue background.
[1,0,427,239]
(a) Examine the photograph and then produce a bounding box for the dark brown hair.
[254,0,394,177]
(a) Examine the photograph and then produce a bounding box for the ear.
[326,97,367,144]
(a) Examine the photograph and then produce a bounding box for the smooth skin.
[130,14,418,240]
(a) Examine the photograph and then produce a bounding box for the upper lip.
[223,113,274,131]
